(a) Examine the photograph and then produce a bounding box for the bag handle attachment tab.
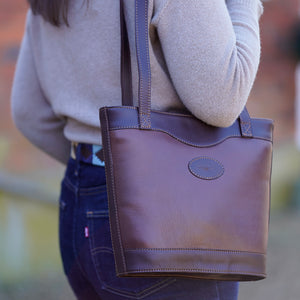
[121,0,253,136]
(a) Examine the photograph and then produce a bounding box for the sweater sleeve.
[11,11,70,164]
[153,0,263,127]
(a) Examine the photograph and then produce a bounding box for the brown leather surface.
[100,124,273,280]
[239,108,253,137]
[120,0,133,106]
[98,0,274,281]
[135,0,151,128]
[110,129,271,252]
[100,108,127,275]
[123,249,266,281]
[101,106,273,145]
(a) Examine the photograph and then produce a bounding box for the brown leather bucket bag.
[99,0,274,281]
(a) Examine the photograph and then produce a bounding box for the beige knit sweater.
[11,0,263,164]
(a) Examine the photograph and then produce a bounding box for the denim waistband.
[71,142,105,167]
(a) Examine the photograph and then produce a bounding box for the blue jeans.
[59,157,239,299]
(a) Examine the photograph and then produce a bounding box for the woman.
[11,0,263,299]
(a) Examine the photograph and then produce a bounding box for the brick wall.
[248,0,299,143]
[0,0,27,130]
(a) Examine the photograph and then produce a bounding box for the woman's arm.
[154,0,263,127]
[11,12,70,164]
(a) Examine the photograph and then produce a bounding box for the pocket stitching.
[87,210,109,218]
[63,177,107,195]
[88,216,176,298]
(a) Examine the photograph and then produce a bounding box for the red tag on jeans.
[85,226,89,238]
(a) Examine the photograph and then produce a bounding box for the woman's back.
[11,1,264,299]
[12,0,263,164]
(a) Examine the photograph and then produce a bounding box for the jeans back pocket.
[87,210,175,299]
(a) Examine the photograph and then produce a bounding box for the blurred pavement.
[0,208,299,300]
[240,211,300,300]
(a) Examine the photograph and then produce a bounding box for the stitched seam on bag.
[109,127,241,147]
[141,113,151,128]
[108,125,272,143]
[110,126,273,145]
[121,269,266,276]
[106,107,272,141]
[136,0,144,129]
[126,248,265,255]
[111,126,240,145]
[240,120,253,137]
[135,0,151,129]
[138,0,151,129]
[104,108,127,273]
[145,0,151,129]
[135,0,141,100]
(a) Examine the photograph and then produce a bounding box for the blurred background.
[1,0,300,299]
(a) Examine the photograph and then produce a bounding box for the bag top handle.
[120,0,133,106]
[135,0,152,129]
[120,0,252,136]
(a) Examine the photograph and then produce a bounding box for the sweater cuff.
[226,0,264,18]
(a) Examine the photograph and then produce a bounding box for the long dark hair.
[27,0,70,27]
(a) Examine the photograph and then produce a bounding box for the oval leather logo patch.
[188,157,224,180]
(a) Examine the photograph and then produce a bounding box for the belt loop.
[75,143,81,162]
[74,143,81,177]
[74,143,81,200]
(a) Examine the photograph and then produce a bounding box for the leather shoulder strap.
[135,0,151,128]
[122,0,252,136]
[120,0,133,106]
